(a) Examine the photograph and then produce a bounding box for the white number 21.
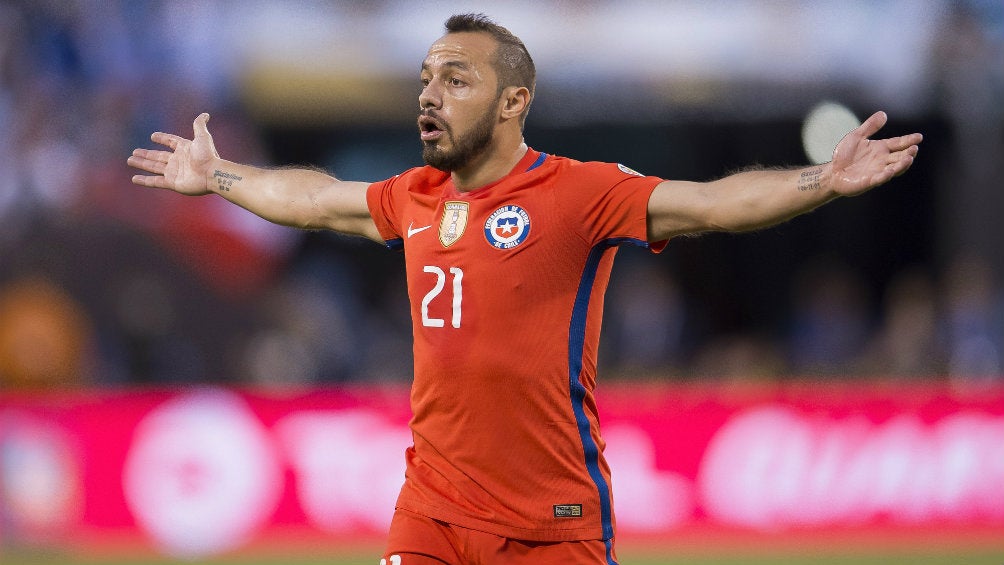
[421,266,463,329]
[380,556,402,565]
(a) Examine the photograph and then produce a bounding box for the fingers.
[151,131,185,150]
[859,110,922,153]
[127,149,169,174]
[884,132,924,152]
[193,113,220,159]
[884,137,921,172]
[194,112,211,137]
[870,148,917,186]
[888,153,915,177]
[147,113,211,148]
[855,112,922,187]
[129,113,212,192]
[856,111,888,139]
[131,173,171,189]
[131,147,171,163]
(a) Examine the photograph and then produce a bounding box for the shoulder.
[371,165,450,194]
[535,154,662,195]
[540,154,654,181]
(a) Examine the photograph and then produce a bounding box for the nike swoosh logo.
[407,223,433,238]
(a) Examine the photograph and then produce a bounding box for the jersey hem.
[394,500,606,542]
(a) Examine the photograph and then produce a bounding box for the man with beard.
[128,13,922,565]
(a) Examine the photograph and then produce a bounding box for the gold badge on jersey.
[439,201,469,247]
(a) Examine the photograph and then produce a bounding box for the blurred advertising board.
[1,382,1002,558]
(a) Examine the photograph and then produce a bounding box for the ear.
[499,86,531,121]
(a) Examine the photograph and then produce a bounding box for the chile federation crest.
[484,205,531,249]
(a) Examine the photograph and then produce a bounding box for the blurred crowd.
[600,249,1003,388]
[0,1,1001,391]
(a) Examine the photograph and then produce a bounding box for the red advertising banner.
[1,382,1002,559]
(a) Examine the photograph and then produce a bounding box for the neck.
[451,136,528,192]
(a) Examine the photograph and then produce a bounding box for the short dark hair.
[444,13,536,128]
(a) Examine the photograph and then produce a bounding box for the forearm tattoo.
[212,169,242,192]
[798,167,823,192]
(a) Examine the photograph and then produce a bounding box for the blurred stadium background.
[0,1,1002,564]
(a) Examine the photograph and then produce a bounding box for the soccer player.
[128,13,922,565]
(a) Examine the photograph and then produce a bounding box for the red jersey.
[366,148,665,542]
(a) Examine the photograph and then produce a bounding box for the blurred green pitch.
[13,544,1004,565]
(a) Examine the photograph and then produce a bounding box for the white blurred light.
[122,389,283,559]
[802,101,861,165]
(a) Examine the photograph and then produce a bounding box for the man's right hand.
[128,113,219,195]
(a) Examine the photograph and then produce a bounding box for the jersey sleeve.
[366,175,405,248]
[565,162,667,252]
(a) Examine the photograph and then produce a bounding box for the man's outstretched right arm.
[128,113,381,242]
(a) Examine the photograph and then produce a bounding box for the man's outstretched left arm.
[647,111,923,242]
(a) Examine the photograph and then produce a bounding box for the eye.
[449,77,465,87]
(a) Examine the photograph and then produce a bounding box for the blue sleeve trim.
[527,152,548,171]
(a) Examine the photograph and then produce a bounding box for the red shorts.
[381,508,618,565]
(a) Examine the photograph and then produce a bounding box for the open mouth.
[418,115,446,141]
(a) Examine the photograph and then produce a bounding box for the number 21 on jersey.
[380,556,402,565]
[421,266,463,328]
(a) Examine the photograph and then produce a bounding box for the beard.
[420,103,497,172]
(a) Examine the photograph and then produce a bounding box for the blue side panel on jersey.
[385,237,404,251]
[605,538,618,565]
[567,236,650,542]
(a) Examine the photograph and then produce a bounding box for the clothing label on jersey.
[553,504,583,518]
[439,201,469,247]
[484,204,531,250]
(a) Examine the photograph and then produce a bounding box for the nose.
[419,81,441,110]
